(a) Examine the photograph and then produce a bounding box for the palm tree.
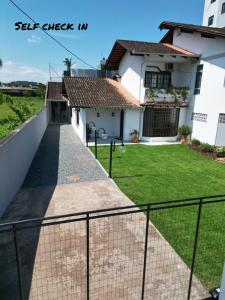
[63,58,73,77]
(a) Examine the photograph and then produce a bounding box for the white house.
[203,0,225,27]
[46,0,225,146]
[46,77,142,143]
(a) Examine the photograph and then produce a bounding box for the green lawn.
[91,144,225,290]
[0,96,44,140]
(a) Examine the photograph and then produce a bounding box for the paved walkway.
[0,125,207,300]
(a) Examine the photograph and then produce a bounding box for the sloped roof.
[105,39,197,70]
[160,21,225,40]
[47,82,64,100]
[63,77,140,108]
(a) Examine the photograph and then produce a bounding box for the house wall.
[86,108,121,137]
[0,108,48,217]
[173,30,225,144]
[119,51,196,104]
[71,107,86,142]
[203,0,225,27]
[123,109,143,141]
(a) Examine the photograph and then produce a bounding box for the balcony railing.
[144,87,190,106]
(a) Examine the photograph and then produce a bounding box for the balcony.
[144,87,190,108]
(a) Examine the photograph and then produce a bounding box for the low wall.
[0,108,48,217]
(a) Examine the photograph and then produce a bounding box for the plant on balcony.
[145,87,156,101]
[130,130,139,143]
[165,85,174,95]
[178,125,192,144]
[180,87,189,102]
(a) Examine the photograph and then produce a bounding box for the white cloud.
[27,35,41,44]
[0,61,49,83]
[51,32,80,40]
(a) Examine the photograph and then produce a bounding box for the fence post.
[94,130,98,159]
[141,205,150,300]
[86,213,90,300]
[109,141,113,178]
[187,198,203,300]
[113,141,116,152]
[13,224,23,300]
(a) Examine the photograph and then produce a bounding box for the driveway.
[0,125,207,299]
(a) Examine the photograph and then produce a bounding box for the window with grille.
[194,64,204,95]
[191,113,207,122]
[208,15,214,26]
[222,2,225,14]
[143,108,180,137]
[218,113,225,123]
[145,71,171,89]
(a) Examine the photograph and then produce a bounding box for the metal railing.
[0,194,225,299]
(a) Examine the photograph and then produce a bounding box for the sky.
[0,0,204,83]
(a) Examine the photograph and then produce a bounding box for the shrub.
[215,146,225,158]
[178,125,192,137]
[191,139,201,146]
[201,143,214,153]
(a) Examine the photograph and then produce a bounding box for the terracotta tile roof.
[63,77,140,108]
[160,21,225,40]
[47,82,64,100]
[105,39,198,70]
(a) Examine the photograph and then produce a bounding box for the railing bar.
[13,224,23,300]
[141,205,150,300]
[86,213,90,300]
[187,199,203,300]
[1,196,225,228]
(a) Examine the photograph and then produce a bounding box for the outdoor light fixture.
[119,144,126,153]
[209,287,220,299]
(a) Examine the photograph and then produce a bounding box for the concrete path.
[0,125,207,300]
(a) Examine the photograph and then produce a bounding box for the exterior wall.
[119,52,143,101]
[0,108,48,217]
[173,30,225,145]
[86,108,121,137]
[71,108,86,142]
[203,0,225,27]
[123,109,143,141]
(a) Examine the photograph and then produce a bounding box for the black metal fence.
[0,195,225,299]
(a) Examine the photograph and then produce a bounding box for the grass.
[91,144,225,290]
[0,96,44,140]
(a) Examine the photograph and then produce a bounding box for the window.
[145,71,171,89]
[222,2,225,14]
[76,109,79,126]
[211,0,216,3]
[191,113,207,122]
[208,15,214,26]
[218,113,225,123]
[194,64,203,95]
[143,108,180,137]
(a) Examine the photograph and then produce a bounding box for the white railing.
[144,87,191,104]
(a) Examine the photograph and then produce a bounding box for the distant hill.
[0,81,45,88]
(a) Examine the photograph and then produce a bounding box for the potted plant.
[145,87,156,101]
[180,87,189,102]
[130,130,139,143]
[178,125,192,144]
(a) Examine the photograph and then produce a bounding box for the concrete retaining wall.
[0,108,48,217]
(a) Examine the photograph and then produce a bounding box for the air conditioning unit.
[165,63,174,71]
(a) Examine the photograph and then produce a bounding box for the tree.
[0,59,2,68]
[63,58,73,77]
